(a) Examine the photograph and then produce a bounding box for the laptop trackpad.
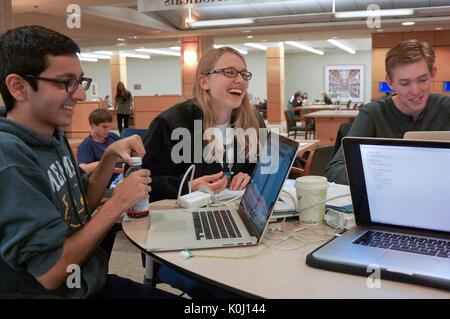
[154,221,187,232]
[377,252,439,275]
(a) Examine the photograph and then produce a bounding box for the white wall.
[81,50,371,104]
[81,56,182,100]
[245,51,267,101]
[126,56,181,96]
[285,50,372,104]
[81,60,111,100]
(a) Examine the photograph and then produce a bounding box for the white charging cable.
[177,164,195,202]
[263,193,351,250]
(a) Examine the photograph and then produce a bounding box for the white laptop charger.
[176,165,216,209]
[324,208,355,230]
[177,189,214,209]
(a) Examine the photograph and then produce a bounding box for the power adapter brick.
[177,191,213,209]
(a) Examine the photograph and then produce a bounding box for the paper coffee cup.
[295,176,329,225]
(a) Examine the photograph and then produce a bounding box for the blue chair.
[120,127,147,140]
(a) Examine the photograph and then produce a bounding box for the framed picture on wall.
[325,65,364,103]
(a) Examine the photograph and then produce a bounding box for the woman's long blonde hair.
[192,47,261,161]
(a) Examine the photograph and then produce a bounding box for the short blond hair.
[385,40,435,79]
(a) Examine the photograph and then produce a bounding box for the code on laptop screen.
[360,144,450,232]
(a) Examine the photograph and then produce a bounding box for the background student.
[114,81,133,133]
[287,91,302,108]
[77,108,121,178]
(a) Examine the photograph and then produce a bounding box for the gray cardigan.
[324,94,450,185]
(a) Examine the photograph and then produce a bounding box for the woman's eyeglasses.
[22,75,92,94]
[204,68,252,80]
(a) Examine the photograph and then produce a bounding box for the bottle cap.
[131,157,142,165]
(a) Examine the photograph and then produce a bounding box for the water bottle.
[125,157,149,218]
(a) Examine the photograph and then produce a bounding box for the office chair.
[258,100,267,119]
[306,145,335,176]
[284,110,313,139]
[290,145,335,177]
[333,122,353,156]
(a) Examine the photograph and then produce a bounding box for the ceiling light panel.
[244,43,267,51]
[135,48,181,56]
[188,18,254,28]
[335,9,414,18]
[327,39,356,54]
[285,41,324,55]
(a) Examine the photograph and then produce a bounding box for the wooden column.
[181,36,213,96]
[0,0,12,107]
[266,45,285,123]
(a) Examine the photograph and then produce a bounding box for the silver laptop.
[307,137,450,290]
[404,131,450,141]
[146,133,299,251]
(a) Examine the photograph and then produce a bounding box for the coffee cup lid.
[295,175,329,190]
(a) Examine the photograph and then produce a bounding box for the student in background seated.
[321,91,333,105]
[78,109,125,257]
[77,108,121,178]
[301,92,310,105]
[287,91,302,108]
[104,95,113,108]
[325,39,450,185]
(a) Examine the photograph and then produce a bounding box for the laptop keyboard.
[192,209,242,240]
[353,230,450,259]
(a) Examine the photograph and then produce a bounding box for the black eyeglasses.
[22,75,92,94]
[205,68,252,80]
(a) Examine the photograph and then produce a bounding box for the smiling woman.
[140,46,266,297]
[143,46,265,201]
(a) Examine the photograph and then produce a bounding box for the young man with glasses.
[0,25,177,299]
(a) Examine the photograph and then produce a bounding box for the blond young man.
[325,40,450,185]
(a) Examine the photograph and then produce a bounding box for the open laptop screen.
[344,138,450,234]
[240,133,298,238]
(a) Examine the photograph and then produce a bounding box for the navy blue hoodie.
[0,117,108,298]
